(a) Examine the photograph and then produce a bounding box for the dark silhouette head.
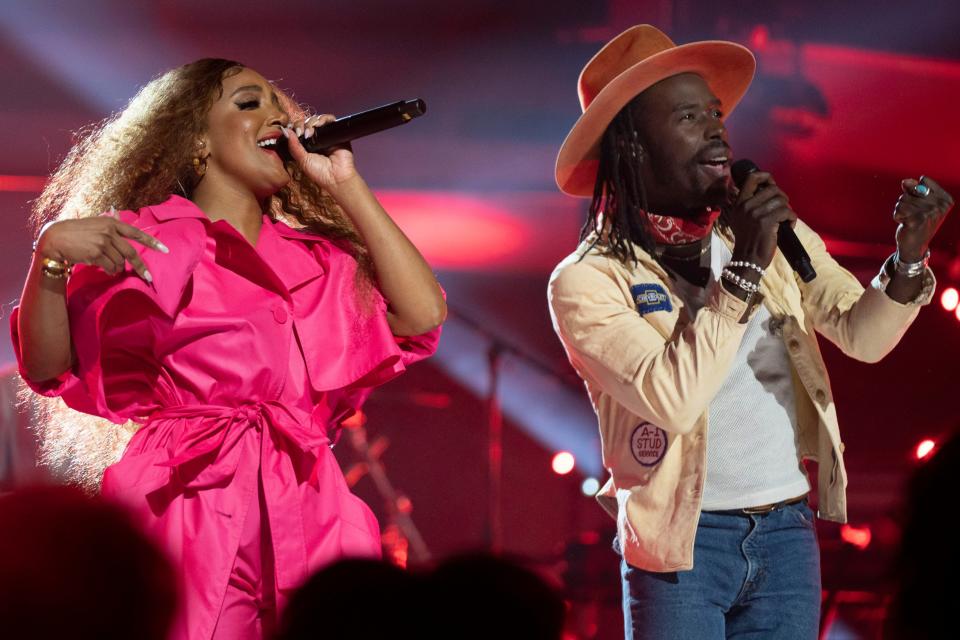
[0,485,177,639]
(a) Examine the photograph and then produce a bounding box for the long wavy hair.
[22,58,371,492]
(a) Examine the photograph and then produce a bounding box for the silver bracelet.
[31,220,59,253]
[727,260,765,277]
[721,268,761,295]
[890,250,930,278]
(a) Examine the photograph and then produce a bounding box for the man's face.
[629,73,732,214]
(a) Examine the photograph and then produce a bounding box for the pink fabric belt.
[135,401,334,590]
[147,402,331,484]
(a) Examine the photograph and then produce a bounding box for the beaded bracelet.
[727,260,765,277]
[721,268,760,295]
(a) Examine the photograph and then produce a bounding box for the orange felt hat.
[555,25,756,197]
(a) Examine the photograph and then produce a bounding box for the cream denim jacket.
[548,220,934,572]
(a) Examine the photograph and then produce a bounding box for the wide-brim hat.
[556,25,756,197]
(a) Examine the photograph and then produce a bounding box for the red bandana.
[643,208,721,245]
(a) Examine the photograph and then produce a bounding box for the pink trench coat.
[10,195,441,639]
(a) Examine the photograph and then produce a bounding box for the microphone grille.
[731,159,759,189]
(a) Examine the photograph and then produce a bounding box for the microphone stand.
[342,412,431,565]
[445,305,581,554]
[486,342,504,553]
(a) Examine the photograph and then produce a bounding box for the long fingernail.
[143,269,153,283]
[295,127,302,137]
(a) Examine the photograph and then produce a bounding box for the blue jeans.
[620,501,821,639]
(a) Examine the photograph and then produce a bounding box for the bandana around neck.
[643,207,721,245]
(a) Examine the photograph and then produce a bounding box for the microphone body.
[731,159,817,282]
[279,98,426,158]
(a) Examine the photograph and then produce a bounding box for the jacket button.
[815,389,827,403]
[839,442,846,454]
[272,305,288,324]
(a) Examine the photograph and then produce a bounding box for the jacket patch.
[631,422,668,467]
[631,284,672,315]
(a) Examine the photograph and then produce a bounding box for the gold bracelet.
[40,257,72,280]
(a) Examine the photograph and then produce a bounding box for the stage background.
[2,2,958,637]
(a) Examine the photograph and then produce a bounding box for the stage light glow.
[581,477,600,496]
[941,287,959,311]
[0,175,46,192]
[376,191,530,269]
[551,451,575,475]
[916,439,936,460]
[840,524,872,550]
[341,410,366,430]
[955,304,960,322]
[578,531,600,545]
[749,25,770,51]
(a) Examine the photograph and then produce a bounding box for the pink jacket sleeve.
[9,214,201,424]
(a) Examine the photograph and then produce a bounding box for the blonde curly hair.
[23,58,372,492]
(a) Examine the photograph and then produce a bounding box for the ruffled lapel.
[145,195,326,296]
[256,217,326,293]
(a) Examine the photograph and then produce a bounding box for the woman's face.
[201,67,291,199]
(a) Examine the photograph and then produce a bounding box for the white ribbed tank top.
[668,232,810,510]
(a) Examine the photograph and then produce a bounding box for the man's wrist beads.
[721,260,765,296]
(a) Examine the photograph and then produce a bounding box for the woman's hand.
[35,214,168,283]
[282,114,359,193]
[283,115,444,335]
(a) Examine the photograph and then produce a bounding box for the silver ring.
[914,183,931,198]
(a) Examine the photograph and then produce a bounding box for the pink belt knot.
[145,401,331,484]
[136,401,336,589]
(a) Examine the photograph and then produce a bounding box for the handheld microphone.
[731,159,817,282]
[279,98,426,158]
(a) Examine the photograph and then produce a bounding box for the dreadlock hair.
[578,95,660,266]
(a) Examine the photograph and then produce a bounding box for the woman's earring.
[193,139,207,177]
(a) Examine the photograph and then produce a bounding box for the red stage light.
[916,439,936,460]
[749,25,770,51]
[376,191,530,269]
[0,175,46,192]
[941,287,959,312]
[578,531,600,545]
[551,451,575,475]
[341,410,366,430]
[840,524,872,550]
